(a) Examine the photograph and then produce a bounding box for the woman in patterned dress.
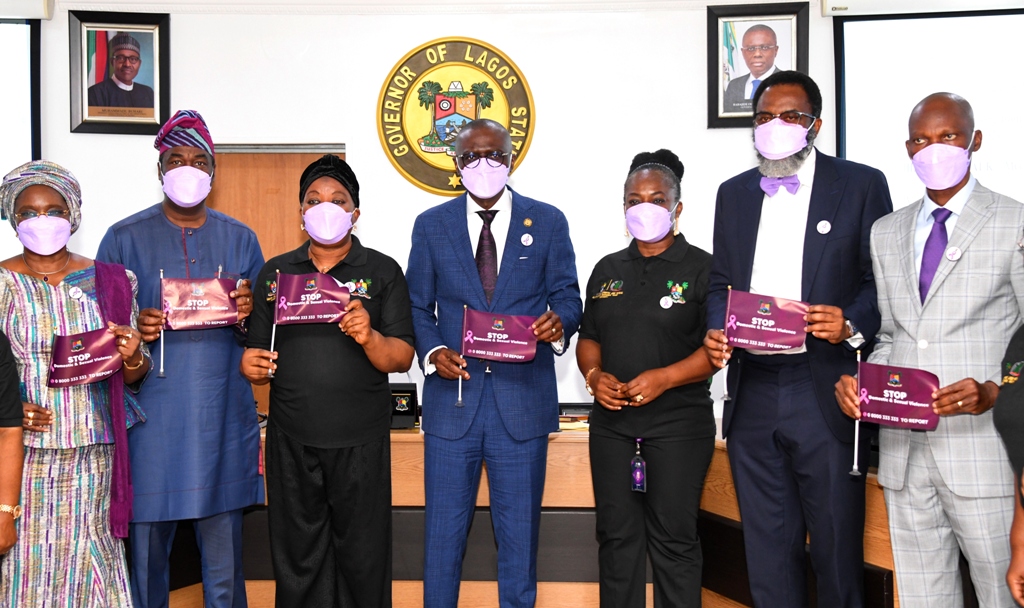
[0,161,150,607]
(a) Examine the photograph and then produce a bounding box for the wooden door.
[205,145,345,413]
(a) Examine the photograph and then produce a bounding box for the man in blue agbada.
[97,109,265,608]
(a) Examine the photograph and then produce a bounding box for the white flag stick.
[158,268,166,378]
[721,285,733,402]
[850,349,862,477]
[267,269,280,379]
[456,305,467,407]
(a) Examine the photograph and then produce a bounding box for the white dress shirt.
[913,175,976,276]
[747,150,816,355]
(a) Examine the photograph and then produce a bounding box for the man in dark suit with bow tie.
[703,71,893,607]
[407,119,582,608]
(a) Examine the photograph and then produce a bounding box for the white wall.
[15,0,842,409]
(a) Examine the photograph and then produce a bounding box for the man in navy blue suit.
[703,71,892,607]
[407,119,582,608]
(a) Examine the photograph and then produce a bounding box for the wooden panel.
[392,430,594,508]
[204,151,343,415]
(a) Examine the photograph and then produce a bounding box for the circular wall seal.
[377,37,535,196]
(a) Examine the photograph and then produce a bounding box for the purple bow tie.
[760,175,801,197]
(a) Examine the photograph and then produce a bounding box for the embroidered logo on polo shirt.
[265,280,277,302]
[1004,360,1024,385]
[592,279,625,299]
[346,279,372,299]
[665,281,688,305]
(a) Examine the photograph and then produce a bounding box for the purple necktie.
[476,210,498,303]
[760,175,800,197]
[919,207,953,303]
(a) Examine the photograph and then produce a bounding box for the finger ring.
[127,331,132,340]
[957,400,963,408]
[28,412,33,419]
[635,395,644,403]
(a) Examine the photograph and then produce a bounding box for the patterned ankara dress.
[0,266,144,608]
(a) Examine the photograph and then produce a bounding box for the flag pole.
[850,349,862,477]
[721,285,733,402]
[456,305,467,408]
[158,268,166,378]
[267,269,280,379]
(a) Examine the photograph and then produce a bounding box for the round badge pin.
[521,233,533,246]
[524,218,533,227]
[817,220,831,235]
[345,282,357,292]
[945,246,962,261]
[659,296,673,309]
[68,286,84,300]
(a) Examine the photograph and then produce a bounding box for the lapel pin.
[660,296,673,309]
[524,218,533,227]
[945,246,962,261]
[68,286,84,301]
[521,233,533,247]
[816,220,831,235]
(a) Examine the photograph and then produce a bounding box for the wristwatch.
[844,318,858,339]
[0,504,21,520]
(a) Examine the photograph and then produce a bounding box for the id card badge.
[631,438,646,493]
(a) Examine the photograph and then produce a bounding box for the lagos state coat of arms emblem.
[377,37,535,196]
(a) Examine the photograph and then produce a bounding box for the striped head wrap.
[0,160,83,233]
[154,109,215,157]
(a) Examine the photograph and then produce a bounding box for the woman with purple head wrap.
[0,160,151,605]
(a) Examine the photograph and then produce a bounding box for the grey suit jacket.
[869,182,1024,497]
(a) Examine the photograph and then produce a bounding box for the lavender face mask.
[303,203,353,245]
[162,166,212,208]
[625,202,677,243]
[912,140,972,190]
[754,119,809,161]
[18,215,72,256]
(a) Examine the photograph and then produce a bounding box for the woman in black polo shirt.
[241,155,415,607]
[577,149,717,608]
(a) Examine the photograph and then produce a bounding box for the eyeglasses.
[456,150,511,169]
[741,45,778,53]
[753,111,818,127]
[14,209,70,221]
[113,54,141,65]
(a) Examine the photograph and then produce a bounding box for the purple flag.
[48,328,122,387]
[724,289,808,351]
[858,361,940,431]
[162,278,238,330]
[461,308,538,363]
[275,272,350,325]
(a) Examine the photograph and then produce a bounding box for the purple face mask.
[460,161,510,200]
[754,119,809,160]
[17,215,72,256]
[303,202,353,245]
[162,166,212,208]
[912,140,972,190]
[626,202,677,243]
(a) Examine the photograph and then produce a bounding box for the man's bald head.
[909,92,975,135]
[455,119,512,155]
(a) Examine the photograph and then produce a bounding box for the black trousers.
[265,422,392,608]
[590,431,715,608]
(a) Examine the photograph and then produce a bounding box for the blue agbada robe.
[97,203,265,521]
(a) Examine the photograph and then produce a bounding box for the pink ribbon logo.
[278,296,287,310]
[726,315,738,330]
[464,330,474,343]
[859,388,869,405]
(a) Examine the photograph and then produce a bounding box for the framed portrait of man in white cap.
[69,11,170,135]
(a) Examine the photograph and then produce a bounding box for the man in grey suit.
[723,24,779,114]
[837,92,1024,606]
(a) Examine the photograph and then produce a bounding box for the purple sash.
[94,261,133,539]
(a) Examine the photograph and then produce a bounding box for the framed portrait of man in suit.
[69,11,170,135]
[707,3,809,128]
